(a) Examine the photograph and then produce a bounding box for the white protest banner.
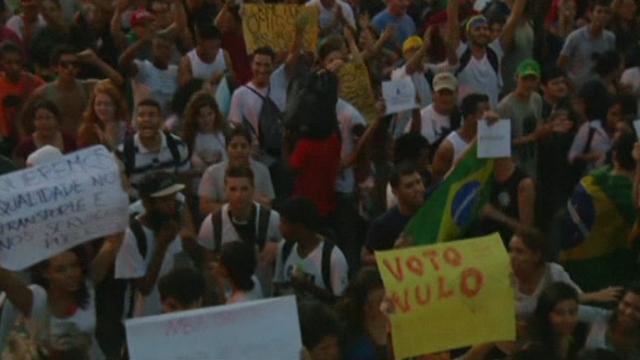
[125,296,302,360]
[0,145,129,270]
[478,119,511,159]
[382,78,418,115]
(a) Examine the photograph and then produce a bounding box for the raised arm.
[77,49,124,87]
[405,26,432,75]
[91,232,124,284]
[447,0,461,49]
[110,0,130,50]
[343,27,363,64]
[118,36,151,77]
[284,9,309,78]
[500,0,527,51]
[0,267,33,316]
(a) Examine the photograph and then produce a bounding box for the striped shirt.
[118,131,190,189]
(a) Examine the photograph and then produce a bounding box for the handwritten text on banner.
[0,146,129,270]
[375,234,515,359]
[125,296,302,360]
[242,4,319,54]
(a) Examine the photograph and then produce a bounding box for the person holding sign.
[0,240,124,359]
[431,93,489,184]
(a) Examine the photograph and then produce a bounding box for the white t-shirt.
[336,99,366,193]
[132,59,179,114]
[5,15,46,40]
[273,239,349,296]
[191,132,227,171]
[305,0,356,30]
[114,222,184,317]
[197,159,275,203]
[568,120,612,171]
[404,104,452,145]
[186,48,227,82]
[391,62,453,108]
[620,67,640,117]
[197,203,281,251]
[228,65,288,140]
[515,262,582,320]
[0,285,104,360]
[226,276,264,304]
[444,131,470,163]
[456,40,504,107]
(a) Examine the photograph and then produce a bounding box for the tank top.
[445,131,469,163]
[186,48,226,81]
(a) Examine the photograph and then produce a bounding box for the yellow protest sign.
[375,233,515,359]
[242,4,319,54]
[338,61,379,124]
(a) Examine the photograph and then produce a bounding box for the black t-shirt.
[366,207,411,251]
[228,205,257,247]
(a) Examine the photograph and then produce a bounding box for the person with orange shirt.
[0,42,44,156]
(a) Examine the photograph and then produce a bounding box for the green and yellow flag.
[406,144,494,245]
[559,166,636,291]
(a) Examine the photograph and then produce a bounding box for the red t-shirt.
[0,72,45,139]
[221,31,252,86]
[289,133,341,217]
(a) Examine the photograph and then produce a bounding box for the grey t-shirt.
[560,25,616,88]
[198,159,275,202]
[497,91,543,177]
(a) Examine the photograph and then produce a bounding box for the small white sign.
[478,119,512,159]
[633,119,640,140]
[382,78,418,115]
[0,146,129,270]
[125,296,302,360]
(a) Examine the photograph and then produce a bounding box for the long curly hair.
[77,81,129,148]
[30,246,90,310]
[182,91,227,152]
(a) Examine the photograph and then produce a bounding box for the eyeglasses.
[58,60,78,69]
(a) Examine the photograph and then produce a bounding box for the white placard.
[0,146,129,270]
[125,296,302,360]
[633,119,640,140]
[477,119,512,159]
[382,78,418,115]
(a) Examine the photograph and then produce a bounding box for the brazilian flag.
[405,144,494,245]
[559,166,636,291]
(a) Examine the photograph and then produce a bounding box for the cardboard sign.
[125,296,302,360]
[242,4,319,54]
[0,146,129,270]
[382,78,418,115]
[338,61,379,123]
[478,119,511,158]
[375,234,515,359]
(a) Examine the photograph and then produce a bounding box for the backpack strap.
[211,210,223,253]
[582,125,597,154]
[243,84,269,100]
[122,135,136,177]
[456,45,500,75]
[321,240,335,295]
[164,131,182,170]
[129,216,147,258]
[485,46,500,75]
[256,205,271,251]
[281,240,295,270]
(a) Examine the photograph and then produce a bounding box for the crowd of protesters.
[0,0,639,359]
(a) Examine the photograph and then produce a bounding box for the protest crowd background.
[1,0,640,358]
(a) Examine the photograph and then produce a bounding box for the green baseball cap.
[517,59,541,79]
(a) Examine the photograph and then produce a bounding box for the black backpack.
[210,205,272,252]
[280,240,335,295]
[121,131,182,178]
[456,45,500,76]
[242,86,284,157]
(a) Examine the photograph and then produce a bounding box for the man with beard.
[115,172,188,317]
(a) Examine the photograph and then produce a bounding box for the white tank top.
[187,48,226,81]
[445,131,470,162]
